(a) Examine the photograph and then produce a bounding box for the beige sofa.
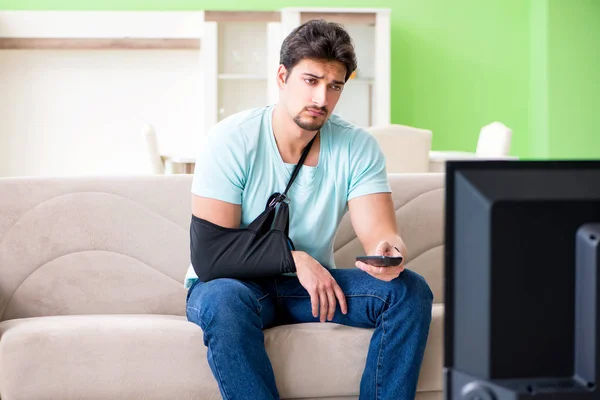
[0,173,444,400]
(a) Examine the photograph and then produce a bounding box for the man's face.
[278,58,346,132]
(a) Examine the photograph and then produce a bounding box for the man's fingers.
[319,290,328,322]
[326,289,336,321]
[333,284,347,314]
[356,261,404,280]
[310,292,319,318]
[375,240,391,256]
[355,261,383,274]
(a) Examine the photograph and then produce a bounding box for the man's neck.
[272,104,319,164]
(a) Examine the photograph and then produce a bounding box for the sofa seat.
[0,305,443,400]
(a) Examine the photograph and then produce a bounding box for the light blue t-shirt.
[184,105,391,288]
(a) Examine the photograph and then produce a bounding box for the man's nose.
[311,85,328,108]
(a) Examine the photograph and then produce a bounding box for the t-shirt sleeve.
[190,125,247,205]
[347,129,391,201]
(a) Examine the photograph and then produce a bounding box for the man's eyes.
[304,79,342,91]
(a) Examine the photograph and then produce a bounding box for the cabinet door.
[202,19,278,132]
[216,21,269,122]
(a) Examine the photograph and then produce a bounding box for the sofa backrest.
[0,173,444,322]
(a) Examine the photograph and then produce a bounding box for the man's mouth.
[306,108,325,116]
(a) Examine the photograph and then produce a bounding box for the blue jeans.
[186,268,433,400]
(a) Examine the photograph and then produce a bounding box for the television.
[444,160,600,400]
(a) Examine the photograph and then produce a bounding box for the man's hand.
[355,241,405,282]
[292,251,348,322]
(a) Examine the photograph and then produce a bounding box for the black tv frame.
[444,160,600,400]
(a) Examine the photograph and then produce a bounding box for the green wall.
[391,1,530,158]
[1,0,598,159]
[546,0,600,159]
[530,0,549,159]
[530,0,600,159]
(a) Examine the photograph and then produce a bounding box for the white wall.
[0,49,202,177]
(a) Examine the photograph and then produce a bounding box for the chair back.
[142,124,165,174]
[476,122,512,157]
[366,124,433,173]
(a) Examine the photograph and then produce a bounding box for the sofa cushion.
[0,306,442,399]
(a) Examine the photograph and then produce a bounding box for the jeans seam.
[208,344,232,400]
[187,306,201,322]
[256,293,270,314]
[187,306,201,315]
[257,293,270,302]
[376,304,387,400]
[346,294,390,307]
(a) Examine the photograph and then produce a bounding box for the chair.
[475,121,513,157]
[142,124,165,174]
[366,124,433,173]
[428,121,515,173]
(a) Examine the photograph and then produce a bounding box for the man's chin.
[294,116,326,132]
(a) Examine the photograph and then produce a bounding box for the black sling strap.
[190,133,317,282]
[268,135,315,207]
[248,135,315,238]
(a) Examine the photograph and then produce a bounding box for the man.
[184,19,433,400]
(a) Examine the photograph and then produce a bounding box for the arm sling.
[189,136,316,282]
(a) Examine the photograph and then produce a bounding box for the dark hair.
[279,19,358,82]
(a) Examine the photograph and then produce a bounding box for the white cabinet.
[280,8,391,128]
[201,8,391,133]
[0,9,390,176]
[201,12,282,134]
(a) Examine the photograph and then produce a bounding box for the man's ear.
[276,65,288,89]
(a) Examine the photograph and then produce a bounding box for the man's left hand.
[355,240,405,282]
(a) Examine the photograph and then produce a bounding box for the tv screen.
[444,160,600,400]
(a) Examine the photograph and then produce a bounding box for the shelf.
[218,74,268,80]
[205,11,280,23]
[300,12,376,25]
